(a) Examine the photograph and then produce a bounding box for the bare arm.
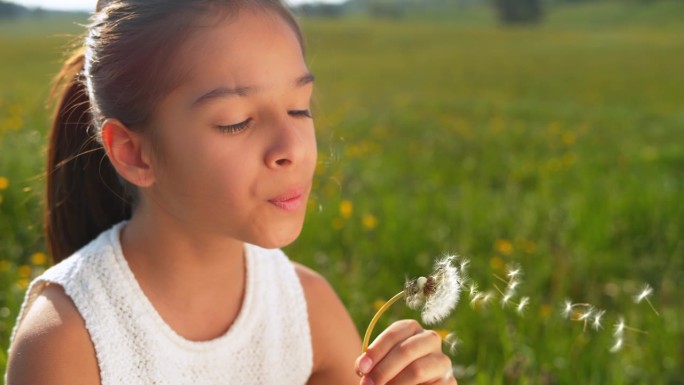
[295,263,362,385]
[6,284,100,385]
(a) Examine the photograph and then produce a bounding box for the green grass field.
[1,2,682,383]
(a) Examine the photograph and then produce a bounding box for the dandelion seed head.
[634,284,653,304]
[404,277,425,310]
[459,258,470,273]
[516,297,530,315]
[418,256,462,325]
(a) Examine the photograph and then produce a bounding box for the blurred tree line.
[294,0,676,24]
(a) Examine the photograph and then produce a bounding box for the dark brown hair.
[46,0,304,262]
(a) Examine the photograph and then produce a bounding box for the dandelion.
[339,200,353,218]
[30,252,48,266]
[0,177,8,190]
[633,283,659,316]
[362,214,378,230]
[494,239,514,255]
[361,255,462,352]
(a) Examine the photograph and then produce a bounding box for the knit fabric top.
[9,222,313,384]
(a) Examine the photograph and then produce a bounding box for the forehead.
[174,7,307,93]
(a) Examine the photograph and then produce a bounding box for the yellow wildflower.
[339,200,353,219]
[31,252,48,266]
[562,131,576,146]
[362,214,378,230]
[0,177,8,190]
[17,278,30,290]
[489,256,504,271]
[0,260,11,272]
[331,218,344,230]
[17,265,32,278]
[495,239,514,255]
[435,329,450,340]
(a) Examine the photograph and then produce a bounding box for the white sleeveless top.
[9,222,313,384]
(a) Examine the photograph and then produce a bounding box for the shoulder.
[293,263,361,384]
[6,284,100,385]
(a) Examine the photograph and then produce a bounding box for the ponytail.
[46,49,131,263]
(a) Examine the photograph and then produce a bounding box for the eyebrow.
[192,73,316,107]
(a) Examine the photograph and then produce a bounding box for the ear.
[101,118,155,188]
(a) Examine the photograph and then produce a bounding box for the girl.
[6,1,457,384]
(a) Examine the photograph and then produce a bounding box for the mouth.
[268,187,307,212]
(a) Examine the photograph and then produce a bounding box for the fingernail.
[361,376,374,385]
[359,354,373,374]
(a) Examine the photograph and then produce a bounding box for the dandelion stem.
[493,283,506,297]
[492,273,509,285]
[625,326,648,334]
[645,298,660,317]
[362,291,406,352]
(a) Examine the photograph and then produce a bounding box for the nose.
[264,118,309,169]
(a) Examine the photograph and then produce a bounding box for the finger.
[356,319,423,376]
[385,352,454,385]
[369,329,443,385]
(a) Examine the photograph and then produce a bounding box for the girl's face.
[143,8,316,248]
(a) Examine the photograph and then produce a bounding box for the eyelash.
[216,110,312,134]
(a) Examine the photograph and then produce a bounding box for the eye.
[288,109,312,119]
[216,118,252,134]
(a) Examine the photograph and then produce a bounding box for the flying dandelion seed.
[482,291,494,304]
[506,264,522,279]
[633,283,660,316]
[592,310,605,331]
[444,332,460,355]
[562,300,573,318]
[610,337,624,353]
[501,291,513,307]
[468,283,479,297]
[361,255,462,352]
[516,297,530,315]
[469,292,483,307]
[614,317,626,337]
[506,279,520,293]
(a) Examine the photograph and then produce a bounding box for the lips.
[268,187,307,212]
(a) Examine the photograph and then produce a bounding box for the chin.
[252,226,303,250]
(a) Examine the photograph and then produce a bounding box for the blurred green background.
[1,0,682,383]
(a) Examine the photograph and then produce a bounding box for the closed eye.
[216,118,252,134]
[288,109,312,118]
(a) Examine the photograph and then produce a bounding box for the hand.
[354,319,457,385]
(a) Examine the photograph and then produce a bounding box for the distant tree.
[365,0,405,19]
[492,0,543,24]
[294,3,346,18]
[0,1,29,18]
